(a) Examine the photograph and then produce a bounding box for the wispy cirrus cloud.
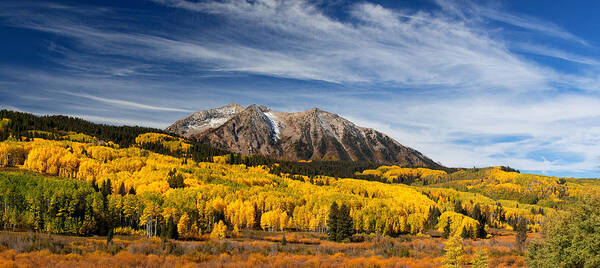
[0,0,551,88]
[65,114,173,129]
[1,0,600,176]
[146,0,549,89]
[58,91,194,113]
[434,0,589,46]
[511,43,600,66]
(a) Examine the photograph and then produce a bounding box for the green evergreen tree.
[91,178,99,192]
[472,204,487,238]
[428,206,442,229]
[32,198,44,232]
[337,203,353,242]
[100,180,106,194]
[442,220,451,239]
[117,182,126,196]
[167,169,185,189]
[472,203,482,221]
[327,202,339,241]
[106,228,114,245]
[460,226,469,239]
[454,200,464,215]
[527,195,600,267]
[100,179,112,196]
[166,216,178,240]
[515,217,527,251]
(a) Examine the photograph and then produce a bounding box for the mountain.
[166,103,245,138]
[166,103,443,168]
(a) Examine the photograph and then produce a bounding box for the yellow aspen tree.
[177,213,191,239]
[210,220,227,239]
[443,236,464,267]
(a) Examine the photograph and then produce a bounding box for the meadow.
[0,229,533,267]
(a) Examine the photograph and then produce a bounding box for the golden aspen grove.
[4,0,600,266]
[0,110,599,267]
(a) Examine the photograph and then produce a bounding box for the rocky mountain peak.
[165,103,245,138]
[166,104,442,169]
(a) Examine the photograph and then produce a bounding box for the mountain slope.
[167,104,443,169]
[165,103,244,138]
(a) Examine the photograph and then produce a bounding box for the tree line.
[0,110,163,147]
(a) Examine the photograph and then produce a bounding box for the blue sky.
[1,0,600,178]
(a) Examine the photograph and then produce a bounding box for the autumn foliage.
[0,118,597,267]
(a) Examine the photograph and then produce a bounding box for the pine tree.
[91,178,99,192]
[32,199,44,232]
[337,203,353,242]
[117,182,126,196]
[106,179,112,195]
[537,208,544,215]
[428,206,441,229]
[472,204,487,238]
[100,179,112,196]
[460,226,469,239]
[527,195,600,267]
[472,204,482,221]
[454,200,463,215]
[516,217,527,251]
[128,187,136,195]
[166,216,178,240]
[167,169,184,188]
[442,220,451,239]
[100,180,106,195]
[106,228,114,245]
[327,202,339,241]
[326,202,353,242]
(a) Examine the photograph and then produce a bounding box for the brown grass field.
[0,230,536,267]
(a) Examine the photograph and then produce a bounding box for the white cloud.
[1,0,600,176]
[434,0,589,45]
[146,0,550,89]
[511,43,600,65]
[67,114,172,129]
[0,0,558,89]
[336,94,600,174]
[58,91,194,113]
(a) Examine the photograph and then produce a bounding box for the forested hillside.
[0,124,584,238]
[1,111,598,266]
[1,110,446,176]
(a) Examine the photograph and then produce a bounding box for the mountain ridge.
[166,103,443,169]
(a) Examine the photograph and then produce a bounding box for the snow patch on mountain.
[166,103,244,138]
[315,109,335,137]
[263,111,280,140]
[214,104,242,116]
[167,103,443,169]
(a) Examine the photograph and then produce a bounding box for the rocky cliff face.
[167,103,443,168]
